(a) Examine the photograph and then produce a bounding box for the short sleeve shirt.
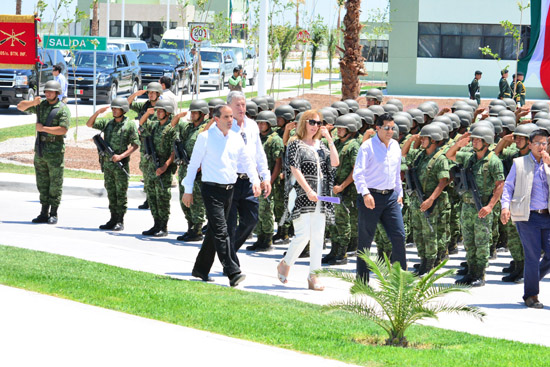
[456,150,505,200]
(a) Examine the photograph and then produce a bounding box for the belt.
[237,173,249,180]
[369,188,393,195]
[531,209,549,215]
[39,135,64,143]
[203,181,234,190]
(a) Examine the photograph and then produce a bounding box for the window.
[417,22,530,59]
[361,40,389,62]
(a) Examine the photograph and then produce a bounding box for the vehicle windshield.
[221,47,244,64]
[200,51,222,63]
[160,39,189,49]
[138,52,178,65]
[74,53,114,68]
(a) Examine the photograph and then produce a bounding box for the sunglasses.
[308,119,324,126]
[379,125,395,131]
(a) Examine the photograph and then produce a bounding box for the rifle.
[450,165,468,196]
[404,167,435,232]
[144,135,165,190]
[173,139,190,166]
[465,165,487,212]
[35,102,63,158]
[92,134,130,177]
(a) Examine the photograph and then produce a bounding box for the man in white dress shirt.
[226,91,271,257]
[182,104,261,287]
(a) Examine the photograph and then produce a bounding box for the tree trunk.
[16,0,22,15]
[296,1,299,29]
[91,0,99,36]
[339,0,365,100]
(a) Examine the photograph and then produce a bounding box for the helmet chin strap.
[473,142,488,152]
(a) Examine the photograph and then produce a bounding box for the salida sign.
[0,14,37,69]
[44,35,107,51]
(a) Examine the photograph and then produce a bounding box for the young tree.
[91,0,99,36]
[16,0,22,15]
[276,25,297,71]
[327,28,337,93]
[339,0,366,100]
[309,16,327,90]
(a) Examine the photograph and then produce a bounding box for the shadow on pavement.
[470,302,529,310]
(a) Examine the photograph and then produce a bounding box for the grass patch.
[1,245,548,367]
[0,117,91,143]
[0,162,142,181]
[289,80,335,89]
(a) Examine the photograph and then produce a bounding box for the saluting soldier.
[498,69,512,99]
[469,70,482,105]
[86,98,140,231]
[139,99,177,237]
[446,127,505,286]
[512,72,526,106]
[17,81,71,225]
[172,100,209,242]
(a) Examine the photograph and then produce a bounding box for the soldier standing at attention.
[247,111,284,252]
[139,100,177,237]
[469,70,482,105]
[172,100,208,242]
[86,98,140,231]
[17,81,70,225]
[498,69,512,99]
[446,128,505,286]
[512,72,526,106]
[128,81,164,210]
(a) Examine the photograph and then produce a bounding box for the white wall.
[419,0,531,24]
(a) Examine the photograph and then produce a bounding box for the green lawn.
[1,245,548,367]
[0,116,90,143]
[0,162,142,181]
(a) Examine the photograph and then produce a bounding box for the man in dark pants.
[182,104,261,287]
[501,129,550,308]
[226,91,271,256]
[353,113,406,282]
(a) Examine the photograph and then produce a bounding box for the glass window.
[462,24,482,36]
[441,35,461,58]
[418,35,440,57]
[441,23,461,35]
[462,36,482,58]
[503,37,517,60]
[482,36,503,59]
[419,23,440,35]
[483,24,505,36]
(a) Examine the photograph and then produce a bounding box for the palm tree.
[319,253,486,347]
[16,0,22,15]
[91,0,99,36]
[339,0,366,100]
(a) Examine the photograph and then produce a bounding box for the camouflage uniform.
[141,118,176,228]
[131,101,156,202]
[257,129,284,237]
[92,116,140,219]
[30,100,71,208]
[456,150,504,272]
[174,118,208,233]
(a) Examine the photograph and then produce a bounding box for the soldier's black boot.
[456,263,469,276]
[299,243,310,258]
[455,263,474,285]
[502,260,524,282]
[322,241,338,264]
[47,206,58,225]
[413,258,426,275]
[99,213,117,230]
[435,249,449,266]
[448,238,459,255]
[32,204,50,223]
[247,234,265,250]
[471,266,486,287]
[419,258,435,276]
[489,243,498,260]
[181,226,204,242]
[460,261,468,267]
[153,221,168,237]
[273,227,290,244]
[502,260,515,273]
[347,237,358,257]
[332,242,348,265]
[142,219,159,236]
[251,234,273,252]
[138,200,149,210]
[113,215,124,231]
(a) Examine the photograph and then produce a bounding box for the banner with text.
[0,15,37,69]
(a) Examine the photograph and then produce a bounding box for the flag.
[0,15,37,69]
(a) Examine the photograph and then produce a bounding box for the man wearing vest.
[17,81,71,225]
[501,129,550,309]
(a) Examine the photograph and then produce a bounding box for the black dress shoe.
[229,272,246,287]
[192,270,214,282]
[138,200,149,210]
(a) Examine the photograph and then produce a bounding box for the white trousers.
[283,212,326,274]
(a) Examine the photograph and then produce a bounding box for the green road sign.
[43,35,107,51]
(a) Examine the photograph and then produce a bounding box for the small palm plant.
[319,253,486,347]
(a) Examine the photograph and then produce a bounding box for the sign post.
[190,25,208,100]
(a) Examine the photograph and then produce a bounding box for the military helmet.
[502,98,517,111]
[498,109,516,119]
[536,119,550,133]
[356,108,374,125]
[485,116,503,134]
[392,128,399,140]
[454,110,473,127]
[348,112,363,131]
[302,99,312,110]
[513,122,539,138]
[110,97,130,113]
[334,115,358,132]
[256,111,277,127]
[499,116,517,132]
[146,82,163,94]
[208,98,225,109]
[489,99,507,108]
[154,99,174,114]
[444,113,460,130]
[531,101,550,114]
[419,124,444,141]
[295,111,304,123]
[433,116,453,132]
[470,126,495,144]
[368,105,385,119]
[470,120,495,134]
[365,88,384,102]
[533,111,550,123]
[343,99,360,113]
[394,111,413,126]
[489,105,506,117]
[426,101,439,115]
[463,98,479,109]
[44,80,62,94]
[431,121,450,140]
[454,104,475,121]
[386,98,404,111]
[320,107,336,125]
[251,96,269,112]
[275,104,295,121]
[332,101,349,116]
[451,100,469,112]
[189,99,209,115]
[265,95,275,110]
[407,108,424,125]
[288,99,306,113]
[393,114,411,134]
[383,103,399,115]
[418,102,436,119]
[246,100,259,118]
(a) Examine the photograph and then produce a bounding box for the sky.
[6,0,390,29]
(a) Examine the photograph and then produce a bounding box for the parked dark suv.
[0,48,67,108]
[68,50,141,103]
[138,49,191,95]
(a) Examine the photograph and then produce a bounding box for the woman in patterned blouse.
[277,109,339,290]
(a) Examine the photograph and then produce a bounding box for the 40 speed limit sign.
[191,25,209,44]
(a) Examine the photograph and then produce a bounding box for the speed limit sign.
[191,25,209,44]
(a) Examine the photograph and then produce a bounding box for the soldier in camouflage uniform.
[128,82,163,210]
[402,124,450,275]
[139,99,177,237]
[172,100,209,242]
[86,98,140,231]
[247,111,284,251]
[17,81,71,225]
[447,128,505,286]
[323,115,360,265]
